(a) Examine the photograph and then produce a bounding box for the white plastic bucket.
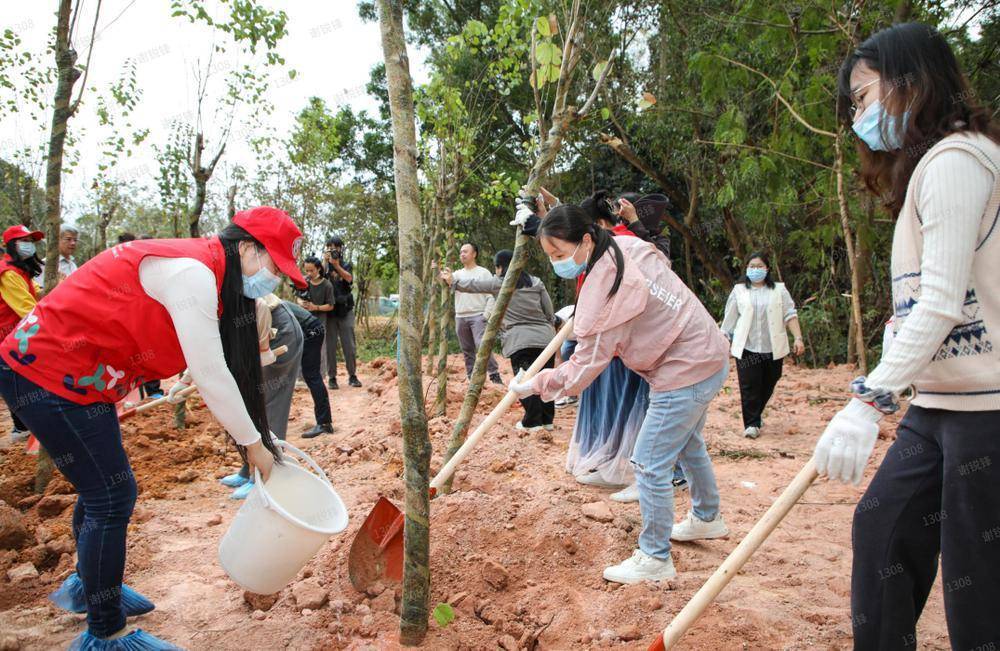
[218,441,348,594]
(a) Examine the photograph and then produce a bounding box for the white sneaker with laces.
[603,549,676,584]
[743,425,761,439]
[610,482,639,503]
[671,510,729,542]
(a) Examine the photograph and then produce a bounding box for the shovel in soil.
[348,317,575,593]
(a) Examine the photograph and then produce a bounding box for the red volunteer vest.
[0,238,226,404]
[0,257,38,341]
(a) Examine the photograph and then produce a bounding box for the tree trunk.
[378,0,431,644]
[433,199,456,417]
[835,130,867,372]
[227,183,237,220]
[37,0,82,494]
[189,131,225,237]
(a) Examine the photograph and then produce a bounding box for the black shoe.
[328,378,339,390]
[672,476,689,491]
[489,372,503,386]
[348,375,362,388]
[302,423,334,439]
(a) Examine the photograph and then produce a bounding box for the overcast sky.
[0,1,428,222]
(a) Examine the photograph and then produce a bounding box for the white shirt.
[451,266,493,318]
[33,255,77,287]
[722,283,796,354]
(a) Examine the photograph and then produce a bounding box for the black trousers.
[851,405,1000,650]
[302,327,332,426]
[735,350,783,428]
[509,347,554,427]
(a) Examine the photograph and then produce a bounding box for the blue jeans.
[631,360,728,559]
[0,363,135,637]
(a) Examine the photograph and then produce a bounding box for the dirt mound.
[0,357,950,650]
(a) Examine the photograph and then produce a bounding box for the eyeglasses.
[848,78,881,119]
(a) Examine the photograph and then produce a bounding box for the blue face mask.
[746,268,768,283]
[550,243,588,279]
[852,98,909,152]
[242,247,281,299]
[15,241,36,258]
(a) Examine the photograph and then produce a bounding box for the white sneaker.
[603,549,676,584]
[544,423,554,431]
[514,421,544,433]
[610,482,639,503]
[554,396,578,409]
[10,429,29,444]
[671,511,729,542]
[743,426,760,439]
[575,471,625,488]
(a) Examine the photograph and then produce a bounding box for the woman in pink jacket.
[510,204,731,584]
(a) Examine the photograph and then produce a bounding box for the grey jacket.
[452,274,556,358]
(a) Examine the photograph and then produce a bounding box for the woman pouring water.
[0,207,306,650]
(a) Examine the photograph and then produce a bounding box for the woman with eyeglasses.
[813,23,1000,648]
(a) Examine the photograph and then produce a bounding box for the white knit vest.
[891,132,1000,411]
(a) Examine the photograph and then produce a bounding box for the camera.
[326,247,342,262]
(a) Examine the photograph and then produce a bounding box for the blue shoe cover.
[148,393,165,400]
[219,472,249,488]
[230,480,254,500]
[50,573,155,616]
[69,629,183,650]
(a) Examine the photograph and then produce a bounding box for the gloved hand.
[510,198,536,228]
[260,349,277,367]
[167,375,192,404]
[813,398,882,485]
[508,369,535,398]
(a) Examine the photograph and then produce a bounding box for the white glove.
[167,377,191,404]
[509,200,535,227]
[260,349,277,367]
[508,369,535,398]
[813,398,882,485]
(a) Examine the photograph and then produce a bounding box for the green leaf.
[600,107,610,120]
[433,603,455,627]
[535,42,554,65]
[592,60,608,82]
[535,16,550,37]
[548,64,561,83]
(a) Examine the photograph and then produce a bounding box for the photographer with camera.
[322,236,360,389]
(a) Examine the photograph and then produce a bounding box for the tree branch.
[68,0,103,116]
[694,138,833,169]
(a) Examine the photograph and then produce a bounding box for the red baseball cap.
[3,224,44,245]
[232,206,307,289]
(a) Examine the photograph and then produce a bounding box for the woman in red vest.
[0,207,306,650]
[0,224,45,443]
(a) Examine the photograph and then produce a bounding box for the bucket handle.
[253,440,332,490]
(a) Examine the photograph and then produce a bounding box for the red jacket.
[0,238,226,404]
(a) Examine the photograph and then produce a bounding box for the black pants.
[302,327,332,426]
[851,405,1000,650]
[509,347,554,427]
[735,350,783,428]
[7,403,26,431]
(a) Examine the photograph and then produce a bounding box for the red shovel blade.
[347,496,405,592]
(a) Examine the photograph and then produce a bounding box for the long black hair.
[5,240,43,279]
[538,204,625,300]
[579,189,618,228]
[738,251,775,289]
[218,224,279,464]
[493,249,532,289]
[837,22,999,216]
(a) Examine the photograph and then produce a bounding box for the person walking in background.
[815,23,1000,649]
[721,251,804,439]
[322,236,361,388]
[0,225,44,443]
[447,242,501,385]
[441,250,557,431]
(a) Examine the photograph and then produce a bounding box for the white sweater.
[867,133,1000,410]
[451,266,493,318]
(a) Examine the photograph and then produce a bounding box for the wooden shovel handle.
[118,384,198,422]
[649,459,819,650]
[429,316,575,492]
